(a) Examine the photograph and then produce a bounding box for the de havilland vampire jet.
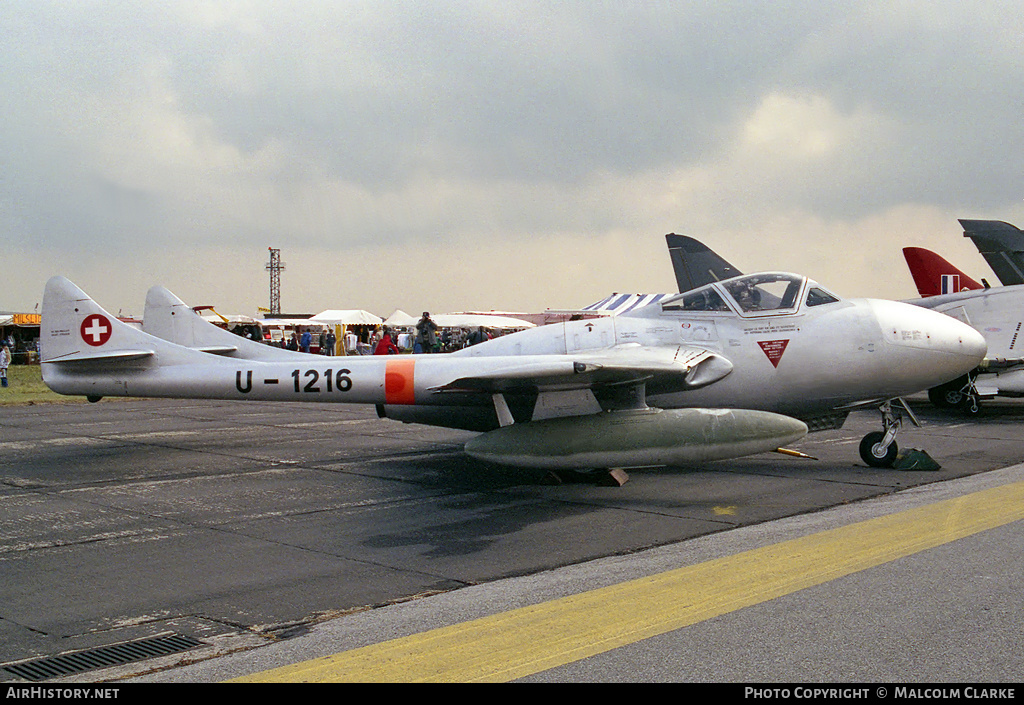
[42,271,985,476]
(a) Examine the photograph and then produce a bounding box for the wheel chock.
[893,449,941,471]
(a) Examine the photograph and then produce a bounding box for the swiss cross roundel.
[80,314,113,347]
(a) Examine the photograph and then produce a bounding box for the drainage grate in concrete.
[3,634,204,682]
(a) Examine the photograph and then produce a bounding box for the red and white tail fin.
[902,247,984,297]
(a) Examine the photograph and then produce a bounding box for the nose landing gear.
[859,399,921,468]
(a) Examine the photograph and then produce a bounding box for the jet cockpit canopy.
[660,272,841,316]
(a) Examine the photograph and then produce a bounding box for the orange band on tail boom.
[385,359,416,405]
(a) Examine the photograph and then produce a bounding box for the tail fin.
[41,276,221,396]
[960,219,1024,286]
[143,285,230,353]
[144,286,302,361]
[42,276,157,365]
[902,247,983,297]
[665,234,742,293]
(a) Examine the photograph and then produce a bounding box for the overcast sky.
[3,1,1023,317]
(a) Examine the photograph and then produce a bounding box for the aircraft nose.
[871,299,987,378]
[956,322,988,361]
[912,308,987,362]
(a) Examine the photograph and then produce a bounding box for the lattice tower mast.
[266,247,284,315]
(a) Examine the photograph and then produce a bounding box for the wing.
[979,357,1024,372]
[428,344,733,397]
[416,344,734,428]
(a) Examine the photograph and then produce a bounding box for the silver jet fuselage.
[455,273,987,423]
[41,273,985,432]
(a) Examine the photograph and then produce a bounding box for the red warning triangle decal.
[757,339,789,368]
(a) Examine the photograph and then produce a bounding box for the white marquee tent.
[382,310,534,330]
[311,310,384,326]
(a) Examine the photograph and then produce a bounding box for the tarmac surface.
[2,395,1024,683]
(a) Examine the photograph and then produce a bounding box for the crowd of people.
[367,312,494,355]
[388,312,493,354]
[247,312,500,357]
[276,327,339,354]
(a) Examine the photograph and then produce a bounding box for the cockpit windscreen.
[721,273,804,313]
[661,273,839,315]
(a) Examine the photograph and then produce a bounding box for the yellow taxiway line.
[233,479,1024,683]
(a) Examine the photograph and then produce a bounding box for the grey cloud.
[158,4,838,185]
[2,0,1022,257]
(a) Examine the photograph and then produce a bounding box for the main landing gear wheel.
[927,374,981,414]
[859,431,898,468]
[927,380,965,408]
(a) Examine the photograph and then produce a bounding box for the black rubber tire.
[928,375,970,409]
[860,431,898,468]
[928,385,962,408]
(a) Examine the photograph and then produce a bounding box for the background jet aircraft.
[666,233,742,292]
[961,219,1024,287]
[902,246,1024,411]
[42,272,984,474]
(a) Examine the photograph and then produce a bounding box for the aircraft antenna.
[266,247,285,315]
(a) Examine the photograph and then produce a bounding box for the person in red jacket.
[374,327,400,355]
